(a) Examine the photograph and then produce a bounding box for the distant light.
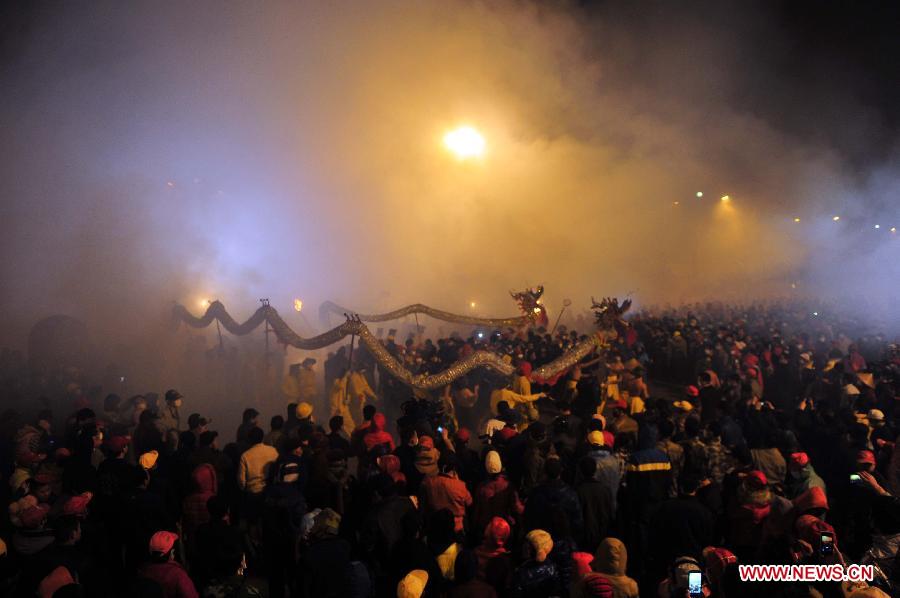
[791,283,797,289]
[832,216,840,221]
[793,217,801,223]
[720,195,730,202]
[469,301,476,308]
[874,224,880,229]
[166,181,175,188]
[533,307,542,314]
[673,201,680,206]
[443,126,486,159]
[812,312,818,316]
[477,332,484,339]
[696,191,703,198]
[293,299,303,312]
[892,227,897,233]
[199,298,211,309]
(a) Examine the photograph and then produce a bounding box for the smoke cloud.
[2,0,899,361]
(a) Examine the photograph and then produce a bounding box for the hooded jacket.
[472,474,524,535]
[791,486,829,516]
[623,425,671,518]
[593,538,639,598]
[420,473,473,532]
[363,414,395,452]
[785,464,826,500]
[182,464,217,535]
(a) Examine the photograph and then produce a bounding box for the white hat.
[868,409,885,422]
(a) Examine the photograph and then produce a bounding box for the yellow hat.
[296,402,313,419]
[673,400,694,412]
[587,431,605,446]
[526,529,554,561]
[397,569,429,598]
[139,450,159,470]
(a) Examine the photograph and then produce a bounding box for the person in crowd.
[263,415,284,448]
[157,390,184,454]
[138,531,198,598]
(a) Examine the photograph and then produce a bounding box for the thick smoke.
[1,0,898,361]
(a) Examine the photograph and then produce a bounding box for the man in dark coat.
[522,458,583,542]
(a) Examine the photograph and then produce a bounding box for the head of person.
[164,389,183,409]
[296,402,314,421]
[199,430,219,450]
[363,404,377,422]
[544,457,563,481]
[242,408,259,425]
[148,531,178,563]
[525,529,553,562]
[270,415,284,431]
[248,426,264,446]
[329,415,344,433]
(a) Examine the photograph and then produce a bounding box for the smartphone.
[850,473,861,483]
[820,532,834,556]
[688,571,702,598]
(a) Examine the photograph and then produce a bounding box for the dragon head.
[510,286,548,327]
[591,296,632,331]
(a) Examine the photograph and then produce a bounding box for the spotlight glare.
[696,191,703,198]
[874,224,880,229]
[832,216,840,221]
[443,126,486,159]
[293,299,303,312]
[793,217,801,223]
[720,195,730,202]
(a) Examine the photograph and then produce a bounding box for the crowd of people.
[1,301,899,598]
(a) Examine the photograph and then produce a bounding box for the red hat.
[857,450,877,466]
[61,492,93,517]
[149,530,178,554]
[418,435,434,450]
[572,551,595,576]
[789,452,809,469]
[20,504,50,529]
[517,361,533,377]
[455,428,471,443]
[105,435,130,454]
[746,470,768,489]
[792,486,828,513]
[703,546,737,579]
[685,385,700,398]
[496,427,517,442]
[484,517,511,548]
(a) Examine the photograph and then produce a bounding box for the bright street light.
[443,126,486,160]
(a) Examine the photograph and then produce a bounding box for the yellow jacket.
[349,371,377,401]
[511,375,531,396]
[281,367,318,402]
[490,388,542,415]
[329,375,349,414]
